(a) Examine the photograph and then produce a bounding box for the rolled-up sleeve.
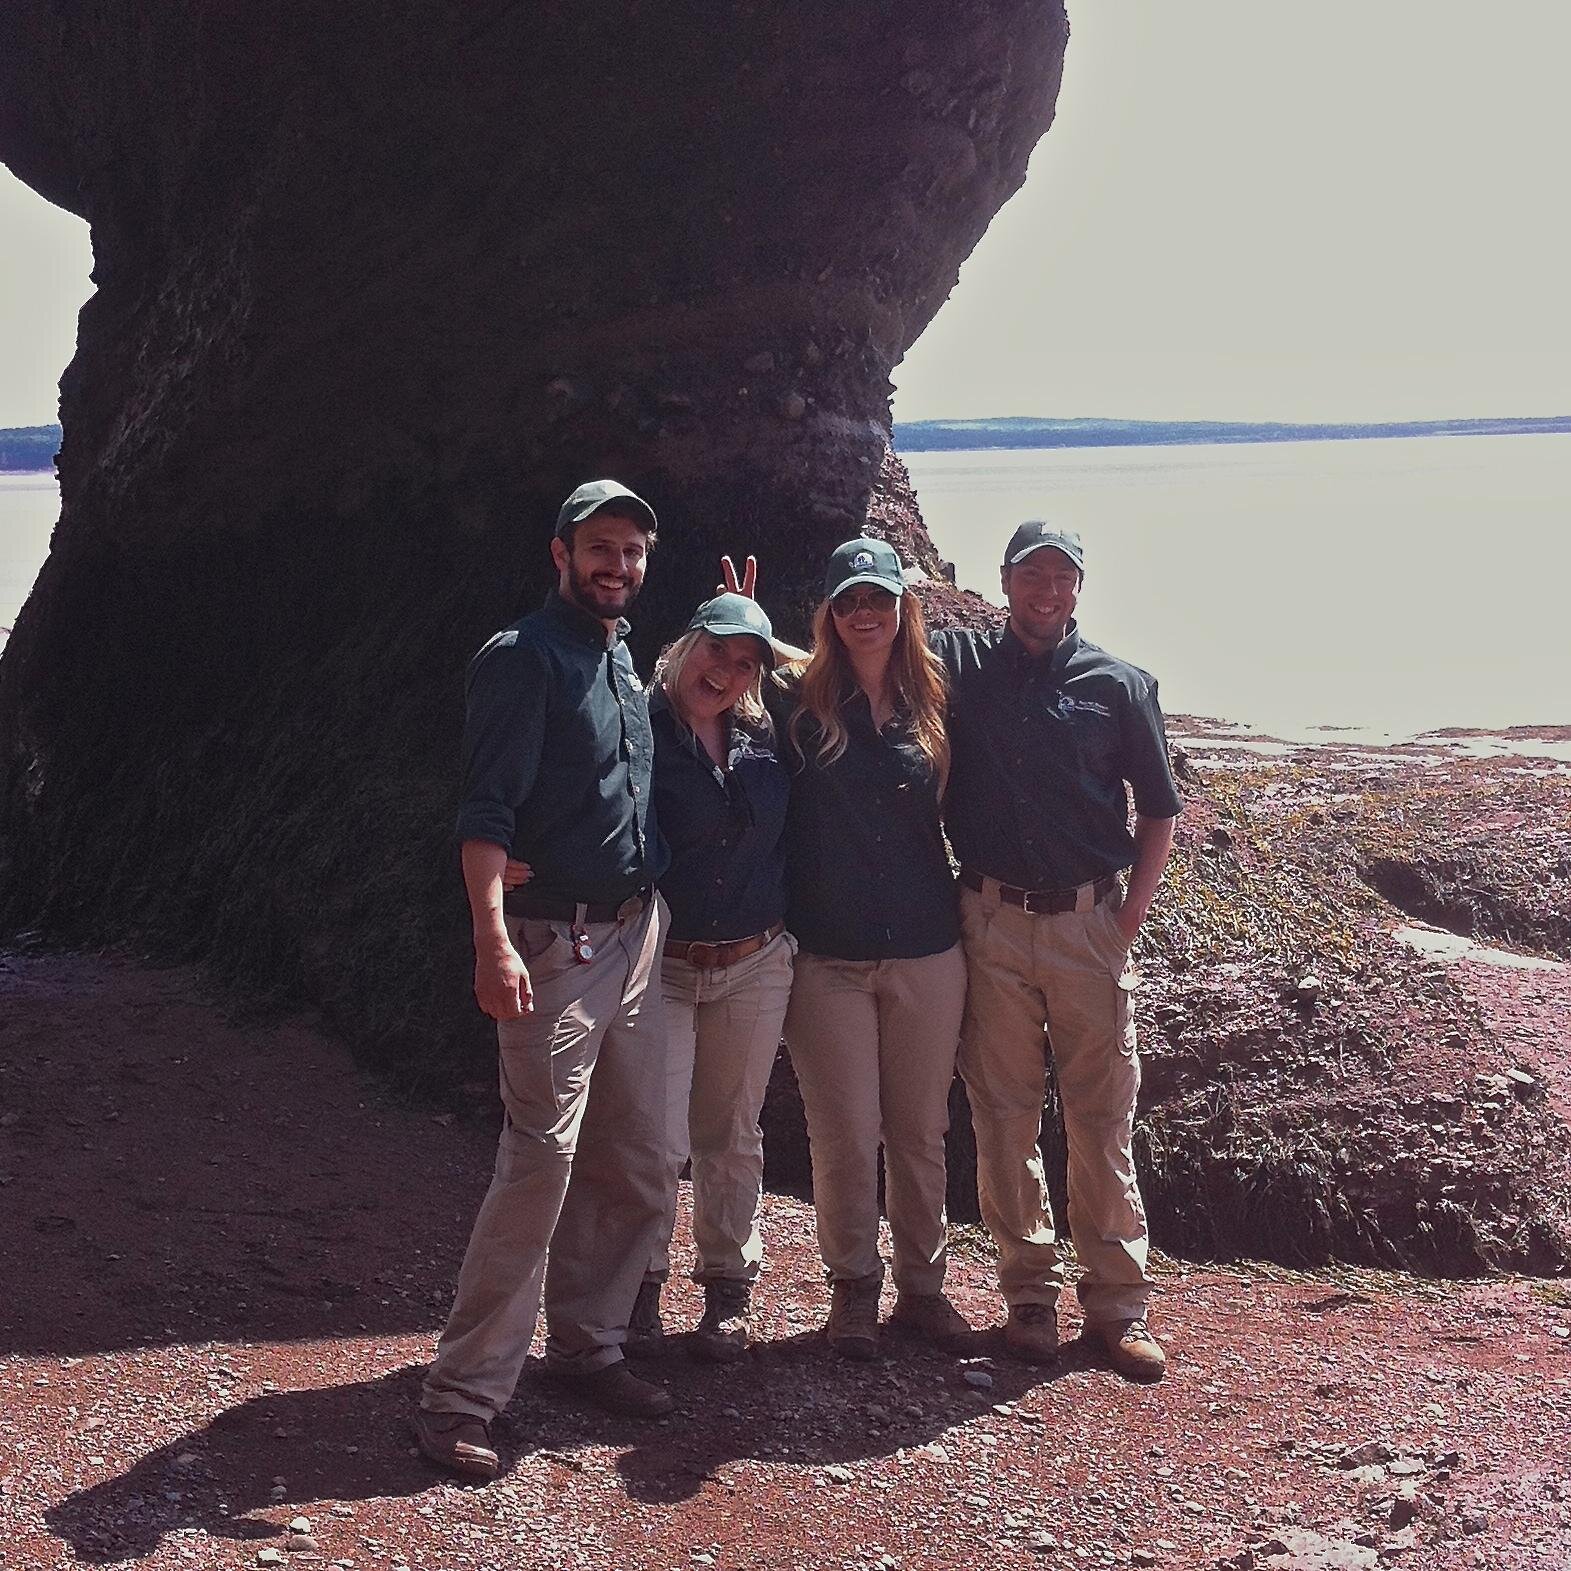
[455,634,548,849]
[1121,676,1183,819]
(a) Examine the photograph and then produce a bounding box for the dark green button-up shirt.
[766,677,960,961]
[932,620,1182,891]
[457,590,667,906]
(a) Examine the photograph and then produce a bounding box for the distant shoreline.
[895,414,1571,453]
[5,417,1571,471]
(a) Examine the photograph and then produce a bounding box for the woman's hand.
[719,554,758,598]
[501,858,534,891]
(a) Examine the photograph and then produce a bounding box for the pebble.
[288,1517,312,1534]
[1340,1440,1393,1468]
[257,1553,285,1568]
[963,1371,994,1390]
[287,1535,319,1554]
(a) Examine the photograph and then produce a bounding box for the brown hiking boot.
[413,1408,499,1481]
[693,1279,752,1363]
[624,1279,666,1360]
[1099,1317,1166,1382]
[889,1292,976,1353]
[1002,1301,1060,1366]
[824,1277,881,1361]
[545,1358,675,1418]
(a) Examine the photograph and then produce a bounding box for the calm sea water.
[4,434,1569,736]
[907,433,1571,739]
[0,473,57,638]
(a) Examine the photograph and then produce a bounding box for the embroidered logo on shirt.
[1057,695,1113,718]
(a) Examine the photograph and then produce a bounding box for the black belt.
[958,867,1118,915]
[508,885,652,924]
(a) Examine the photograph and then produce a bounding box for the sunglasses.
[830,587,898,617]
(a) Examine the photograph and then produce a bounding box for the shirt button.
[631,784,640,795]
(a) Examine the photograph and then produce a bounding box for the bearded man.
[416,481,675,1480]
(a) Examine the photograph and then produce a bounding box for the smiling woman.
[767,536,970,1359]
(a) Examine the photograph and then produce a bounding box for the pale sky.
[3,0,1570,428]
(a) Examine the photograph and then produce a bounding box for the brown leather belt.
[958,867,1118,916]
[508,885,652,924]
[664,921,785,969]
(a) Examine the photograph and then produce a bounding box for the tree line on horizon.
[6,415,1570,473]
[0,426,59,473]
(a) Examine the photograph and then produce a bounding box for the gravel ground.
[3,949,1570,1571]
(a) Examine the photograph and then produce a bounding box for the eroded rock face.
[0,4,1069,1066]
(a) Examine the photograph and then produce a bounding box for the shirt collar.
[1003,617,1081,676]
[542,588,629,649]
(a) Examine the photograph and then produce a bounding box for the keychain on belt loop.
[569,901,595,964]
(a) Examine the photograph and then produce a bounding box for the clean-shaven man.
[416,480,675,1480]
[932,522,1182,1381]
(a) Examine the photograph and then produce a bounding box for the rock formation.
[0,3,1069,1068]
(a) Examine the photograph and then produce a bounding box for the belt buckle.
[1020,889,1048,915]
[686,941,718,967]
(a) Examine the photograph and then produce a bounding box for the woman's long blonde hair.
[789,591,949,783]
[652,628,769,728]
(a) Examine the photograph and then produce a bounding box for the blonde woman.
[769,537,971,1359]
[506,580,801,1362]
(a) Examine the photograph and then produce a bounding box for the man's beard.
[566,561,641,621]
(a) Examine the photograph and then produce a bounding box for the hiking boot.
[1099,1317,1166,1382]
[693,1279,752,1363]
[824,1277,881,1361]
[413,1408,499,1481]
[889,1291,976,1353]
[545,1359,675,1418]
[1002,1301,1060,1366]
[624,1279,666,1360]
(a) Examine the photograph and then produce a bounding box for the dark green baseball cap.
[1004,521,1084,572]
[555,479,659,538]
[686,593,779,669]
[824,537,906,599]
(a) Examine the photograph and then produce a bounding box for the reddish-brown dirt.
[3,947,1569,1571]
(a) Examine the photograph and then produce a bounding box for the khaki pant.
[422,894,670,1421]
[649,929,796,1283]
[783,945,966,1295]
[957,879,1151,1326]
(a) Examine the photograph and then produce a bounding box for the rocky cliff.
[0,3,1069,1068]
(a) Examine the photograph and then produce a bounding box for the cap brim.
[564,495,658,532]
[1006,542,1082,570]
[696,623,782,668]
[831,572,907,597]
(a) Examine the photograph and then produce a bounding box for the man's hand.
[719,554,758,598]
[461,838,533,1019]
[1113,813,1178,951]
[1111,901,1145,950]
[474,939,533,1019]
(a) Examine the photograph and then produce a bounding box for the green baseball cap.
[555,479,659,538]
[686,593,783,669]
[824,537,906,600]
[1003,521,1084,572]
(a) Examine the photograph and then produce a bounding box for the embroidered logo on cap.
[852,550,876,571]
